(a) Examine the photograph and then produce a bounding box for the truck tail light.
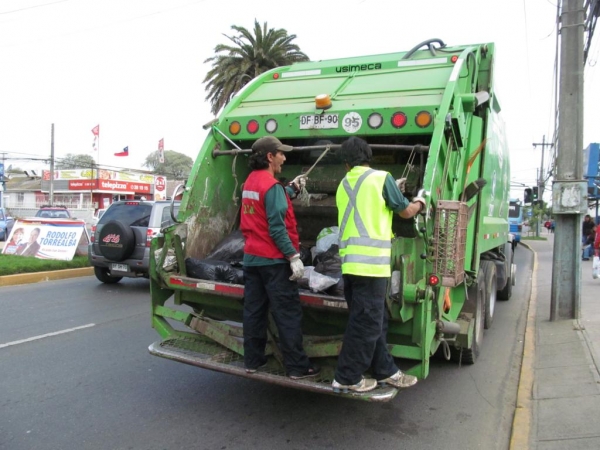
[367,113,383,129]
[428,274,440,286]
[265,119,278,133]
[91,225,96,243]
[247,120,259,134]
[229,121,241,135]
[147,228,159,247]
[415,111,432,128]
[391,112,407,128]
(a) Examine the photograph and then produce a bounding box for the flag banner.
[114,146,129,157]
[92,124,99,150]
[158,138,165,164]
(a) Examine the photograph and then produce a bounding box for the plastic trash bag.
[315,226,339,255]
[298,266,339,293]
[314,244,344,296]
[593,256,600,280]
[185,258,244,284]
[206,230,245,265]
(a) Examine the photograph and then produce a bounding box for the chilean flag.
[114,146,128,157]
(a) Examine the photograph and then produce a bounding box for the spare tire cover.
[98,220,136,262]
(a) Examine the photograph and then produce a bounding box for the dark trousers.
[243,264,310,375]
[334,275,397,385]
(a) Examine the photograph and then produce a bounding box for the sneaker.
[332,377,378,393]
[288,365,321,380]
[245,362,268,374]
[378,370,418,388]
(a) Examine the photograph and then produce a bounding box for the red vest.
[241,170,300,258]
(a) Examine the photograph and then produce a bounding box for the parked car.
[0,207,15,241]
[88,200,180,283]
[35,205,72,219]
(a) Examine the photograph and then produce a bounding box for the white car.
[91,209,107,226]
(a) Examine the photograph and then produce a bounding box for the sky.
[1,0,599,202]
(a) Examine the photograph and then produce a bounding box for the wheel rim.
[489,278,497,318]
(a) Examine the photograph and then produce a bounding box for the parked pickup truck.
[0,207,15,241]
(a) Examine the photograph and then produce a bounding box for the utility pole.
[533,135,554,237]
[49,123,55,206]
[551,0,585,321]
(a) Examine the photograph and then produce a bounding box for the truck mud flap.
[149,337,399,403]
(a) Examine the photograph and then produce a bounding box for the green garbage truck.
[148,39,515,402]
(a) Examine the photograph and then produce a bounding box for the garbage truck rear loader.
[149,39,514,402]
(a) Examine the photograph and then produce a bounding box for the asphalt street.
[0,247,533,450]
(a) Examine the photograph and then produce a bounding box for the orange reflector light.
[273,73,280,79]
[229,121,241,135]
[315,94,332,110]
[428,274,440,286]
[451,55,459,63]
[415,111,432,128]
[391,112,407,128]
[367,113,383,129]
[247,120,259,134]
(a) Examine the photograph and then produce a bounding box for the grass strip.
[0,255,90,276]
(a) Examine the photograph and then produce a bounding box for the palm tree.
[203,20,309,115]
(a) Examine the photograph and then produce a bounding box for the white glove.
[290,174,307,191]
[412,196,426,212]
[288,253,305,281]
[396,178,407,193]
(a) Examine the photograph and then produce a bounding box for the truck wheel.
[481,260,497,329]
[94,266,122,284]
[461,273,485,364]
[498,243,513,301]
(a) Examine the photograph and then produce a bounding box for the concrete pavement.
[512,233,600,449]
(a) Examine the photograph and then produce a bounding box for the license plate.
[299,114,339,130]
[111,263,129,272]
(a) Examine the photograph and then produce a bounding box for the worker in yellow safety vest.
[332,136,425,393]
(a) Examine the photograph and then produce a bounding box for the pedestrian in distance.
[240,136,320,380]
[332,136,425,393]
[582,215,595,261]
[550,220,555,234]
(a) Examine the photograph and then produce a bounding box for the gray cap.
[251,136,293,155]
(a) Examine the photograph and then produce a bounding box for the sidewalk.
[520,234,600,449]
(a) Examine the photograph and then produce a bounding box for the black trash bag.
[299,244,312,266]
[314,244,344,297]
[206,230,245,265]
[185,258,244,285]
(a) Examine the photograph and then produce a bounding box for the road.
[0,248,533,450]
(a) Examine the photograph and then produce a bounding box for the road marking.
[0,323,95,349]
[509,243,536,449]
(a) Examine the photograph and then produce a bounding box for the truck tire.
[498,243,513,301]
[94,266,122,284]
[481,260,497,329]
[460,273,485,364]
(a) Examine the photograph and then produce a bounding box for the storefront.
[41,169,167,210]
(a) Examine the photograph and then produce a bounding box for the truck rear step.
[149,337,399,402]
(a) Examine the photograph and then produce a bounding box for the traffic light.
[524,188,533,203]
[532,186,538,201]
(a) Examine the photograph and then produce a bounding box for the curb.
[0,267,94,287]
[509,241,536,450]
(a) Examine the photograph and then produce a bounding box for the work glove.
[412,196,426,213]
[290,174,307,191]
[288,253,305,281]
[396,178,407,193]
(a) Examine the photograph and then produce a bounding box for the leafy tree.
[143,150,193,179]
[56,153,95,169]
[203,20,309,115]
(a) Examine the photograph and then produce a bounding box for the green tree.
[143,150,193,179]
[56,153,95,169]
[203,20,309,115]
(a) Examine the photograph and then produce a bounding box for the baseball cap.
[251,136,293,155]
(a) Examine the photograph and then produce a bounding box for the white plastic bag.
[315,226,339,255]
[593,256,600,280]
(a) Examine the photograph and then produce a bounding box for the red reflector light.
[91,225,96,242]
[247,120,259,134]
[391,112,407,128]
[273,73,280,79]
[451,55,458,63]
[428,275,440,286]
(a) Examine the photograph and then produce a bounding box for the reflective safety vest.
[336,167,393,277]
